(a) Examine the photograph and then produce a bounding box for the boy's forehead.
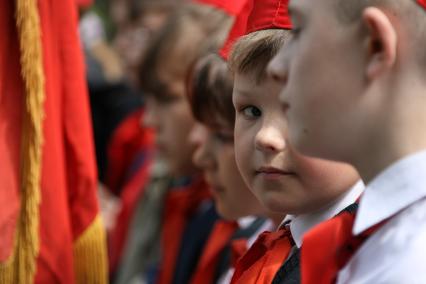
[233,71,268,96]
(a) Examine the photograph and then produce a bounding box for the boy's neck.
[356,143,426,184]
[353,80,426,184]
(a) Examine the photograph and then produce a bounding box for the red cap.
[219,0,253,60]
[246,0,292,34]
[417,0,426,9]
[193,0,249,16]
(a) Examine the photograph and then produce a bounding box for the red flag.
[0,0,107,282]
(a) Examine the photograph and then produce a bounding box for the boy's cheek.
[234,143,252,181]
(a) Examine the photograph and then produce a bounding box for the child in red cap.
[269,0,426,283]
[183,2,285,283]
[228,0,363,283]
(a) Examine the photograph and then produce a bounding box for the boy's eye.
[157,93,181,105]
[241,106,262,119]
[290,27,302,38]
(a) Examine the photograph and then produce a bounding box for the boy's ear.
[362,7,397,80]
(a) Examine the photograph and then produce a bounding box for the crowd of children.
[2,0,426,283]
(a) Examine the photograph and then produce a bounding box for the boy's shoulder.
[338,197,426,283]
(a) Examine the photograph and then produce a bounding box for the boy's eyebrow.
[233,89,254,98]
[145,83,179,102]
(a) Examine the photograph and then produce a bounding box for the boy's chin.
[169,162,199,179]
[256,191,290,214]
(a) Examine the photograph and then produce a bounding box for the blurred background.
[78,0,178,188]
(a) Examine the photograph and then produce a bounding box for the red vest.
[157,178,211,284]
[301,204,383,284]
[301,208,356,284]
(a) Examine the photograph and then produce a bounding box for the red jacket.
[156,178,212,284]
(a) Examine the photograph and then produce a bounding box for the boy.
[227,0,363,282]
[138,2,233,284]
[187,52,283,284]
[268,0,426,282]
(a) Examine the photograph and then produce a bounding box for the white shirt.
[285,180,364,248]
[337,151,426,284]
[79,11,105,49]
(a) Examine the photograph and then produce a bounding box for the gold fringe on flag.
[73,215,108,284]
[0,0,45,283]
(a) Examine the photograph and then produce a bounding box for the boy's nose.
[143,100,159,129]
[189,124,215,170]
[255,124,286,154]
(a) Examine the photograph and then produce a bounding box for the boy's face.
[269,0,365,161]
[189,121,266,220]
[233,71,359,214]
[144,78,198,178]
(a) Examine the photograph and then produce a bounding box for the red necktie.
[157,178,211,284]
[190,220,239,284]
[231,226,294,284]
[230,238,249,268]
[301,204,386,284]
[417,0,426,10]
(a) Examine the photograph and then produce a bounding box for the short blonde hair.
[228,29,292,83]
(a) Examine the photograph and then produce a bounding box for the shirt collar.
[237,216,257,229]
[286,180,364,248]
[353,150,426,235]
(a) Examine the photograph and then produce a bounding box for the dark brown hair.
[187,53,235,128]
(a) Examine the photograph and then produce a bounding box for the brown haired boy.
[187,51,281,284]
[137,3,233,284]
[228,0,363,283]
[268,0,426,282]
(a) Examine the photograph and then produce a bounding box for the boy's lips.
[210,184,225,194]
[205,173,224,194]
[255,166,294,179]
[207,182,226,198]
